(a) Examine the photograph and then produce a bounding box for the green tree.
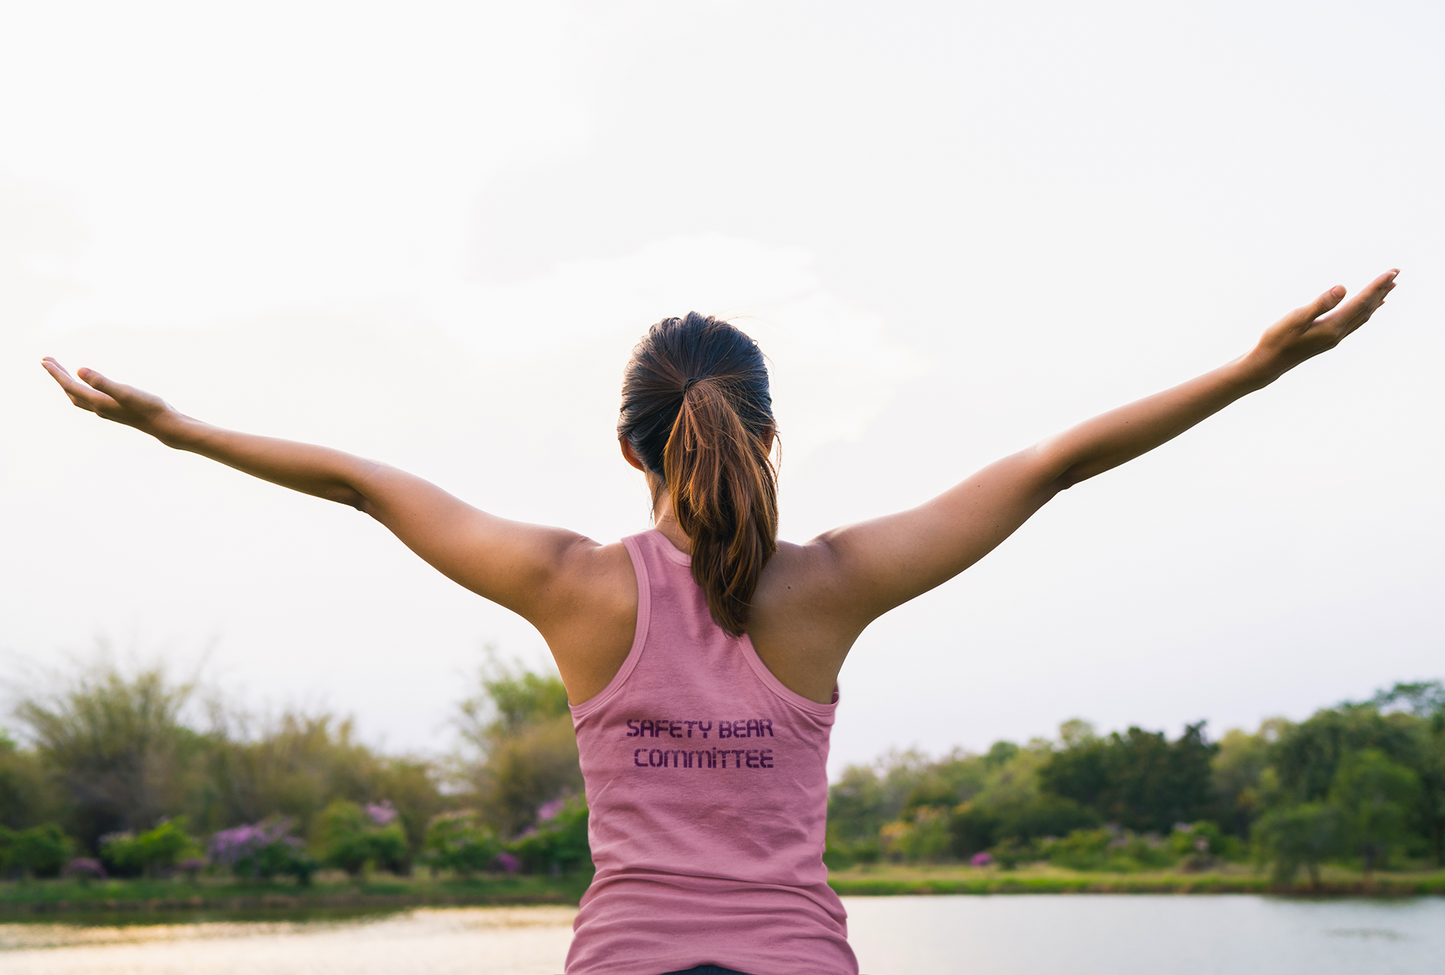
[455,658,583,837]
[0,731,62,830]
[1039,722,1218,833]
[1211,718,1290,838]
[1253,802,1342,888]
[15,662,210,849]
[1328,748,1421,877]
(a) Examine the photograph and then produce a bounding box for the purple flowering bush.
[209,817,316,885]
[62,856,108,882]
[317,799,408,876]
[508,795,590,875]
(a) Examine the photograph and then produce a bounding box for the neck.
[650,486,691,554]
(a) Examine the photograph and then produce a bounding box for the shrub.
[1042,827,1173,872]
[210,817,317,884]
[422,810,501,876]
[880,805,952,863]
[100,818,201,878]
[62,856,107,881]
[317,799,408,876]
[0,823,71,878]
[508,796,590,875]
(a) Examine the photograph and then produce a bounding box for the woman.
[43,269,1397,974]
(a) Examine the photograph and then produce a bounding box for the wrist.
[150,411,203,450]
[1234,345,1290,392]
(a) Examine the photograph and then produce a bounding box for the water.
[2,896,1441,974]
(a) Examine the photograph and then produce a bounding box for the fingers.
[1328,268,1398,338]
[1303,285,1347,321]
[40,357,120,414]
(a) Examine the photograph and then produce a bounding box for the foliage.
[98,817,201,878]
[508,796,590,875]
[14,663,208,849]
[1039,828,1174,873]
[454,656,583,838]
[1327,748,1421,875]
[1252,802,1342,887]
[0,823,71,878]
[422,810,501,875]
[1211,719,1289,837]
[209,817,316,883]
[0,731,62,830]
[1039,722,1218,833]
[316,798,409,876]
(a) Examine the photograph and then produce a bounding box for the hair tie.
[683,377,702,394]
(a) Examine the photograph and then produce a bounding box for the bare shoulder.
[748,538,860,705]
[541,536,640,706]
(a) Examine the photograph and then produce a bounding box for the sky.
[1,0,1441,776]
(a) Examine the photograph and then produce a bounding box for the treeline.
[6,661,1442,888]
[0,657,587,882]
[826,681,1445,885]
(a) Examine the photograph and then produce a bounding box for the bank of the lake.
[826,862,1445,897]
[0,873,591,917]
[5,863,1444,917]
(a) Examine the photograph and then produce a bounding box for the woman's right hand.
[42,358,182,442]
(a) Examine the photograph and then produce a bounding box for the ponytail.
[617,313,779,636]
[663,379,777,636]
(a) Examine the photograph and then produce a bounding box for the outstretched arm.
[813,269,1399,631]
[40,359,590,620]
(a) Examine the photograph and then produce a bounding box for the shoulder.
[538,536,640,706]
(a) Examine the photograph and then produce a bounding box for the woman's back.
[566,529,854,975]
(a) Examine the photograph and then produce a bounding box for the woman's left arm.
[811,269,1399,630]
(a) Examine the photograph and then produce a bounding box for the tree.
[15,663,207,849]
[1039,722,1218,833]
[455,658,583,837]
[1252,802,1342,888]
[1328,748,1421,877]
[1211,718,1290,837]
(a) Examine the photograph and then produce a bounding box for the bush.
[317,799,409,876]
[1042,827,1174,872]
[823,836,881,870]
[508,796,590,875]
[100,818,201,878]
[990,836,1036,870]
[0,823,71,878]
[422,810,501,876]
[62,857,107,881]
[880,805,952,863]
[210,817,317,884]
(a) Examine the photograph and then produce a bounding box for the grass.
[4,862,1443,918]
[0,870,592,917]
[825,861,1445,896]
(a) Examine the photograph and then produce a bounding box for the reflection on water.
[0,906,578,975]
[3,896,1442,974]
[845,895,1444,975]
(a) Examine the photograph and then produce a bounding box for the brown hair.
[618,312,778,636]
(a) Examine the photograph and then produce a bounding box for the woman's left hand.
[1248,269,1398,384]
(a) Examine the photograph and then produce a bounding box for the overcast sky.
[2,0,1440,775]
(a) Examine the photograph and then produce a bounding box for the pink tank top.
[565,530,857,975]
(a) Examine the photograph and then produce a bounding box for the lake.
[2,895,1440,974]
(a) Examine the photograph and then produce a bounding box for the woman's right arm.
[40,359,598,622]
